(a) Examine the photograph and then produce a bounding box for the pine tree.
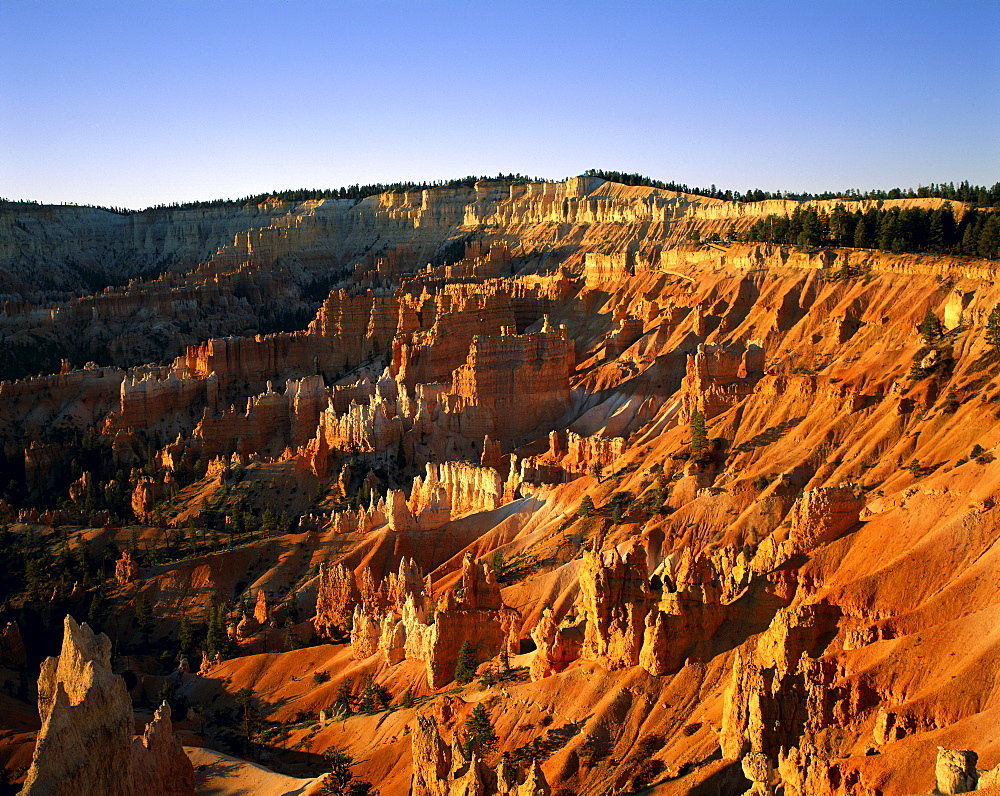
[929,207,947,250]
[134,593,153,639]
[358,676,376,713]
[986,304,1000,349]
[157,681,176,708]
[320,748,378,796]
[455,640,477,685]
[261,508,277,536]
[285,589,299,623]
[962,223,979,254]
[373,683,391,710]
[356,675,390,713]
[395,438,406,471]
[940,203,958,248]
[178,615,194,656]
[853,217,868,248]
[168,526,185,559]
[87,586,105,627]
[23,559,43,602]
[488,550,505,583]
[655,471,669,508]
[205,602,231,659]
[323,748,354,794]
[335,679,353,714]
[834,251,852,280]
[919,309,943,344]
[464,704,498,758]
[979,214,1000,260]
[235,687,261,757]
[577,495,595,517]
[690,410,708,459]
[943,389,960,413]
[277,512,292,534]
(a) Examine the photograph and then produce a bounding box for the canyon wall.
[5,179,1000,796]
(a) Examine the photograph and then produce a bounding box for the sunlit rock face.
[22,616,194,796]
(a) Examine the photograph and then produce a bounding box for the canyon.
[1,176,999,795]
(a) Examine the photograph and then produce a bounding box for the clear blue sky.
[2,0,998,209]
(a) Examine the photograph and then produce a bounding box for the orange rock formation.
[5,178,1000,795]
[411,714,550,796]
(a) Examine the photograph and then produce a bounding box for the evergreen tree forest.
[582,171,1000,206]
[735,204,1000,259]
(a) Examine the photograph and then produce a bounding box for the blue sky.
[2,0,998,208]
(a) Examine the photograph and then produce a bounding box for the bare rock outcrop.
[788,486,864,552]
[12,181,1000,796]
[443,327,574,444]
[411,715,453,796]
[578,546,651,670]
[314,562,358,639]
[532,547,728,680]
[719,601,850,796]
[776,744,847,796]
[741,751,777,796]
[936,747,978,794]
[409,461,508,526]
[680,341,764,422]
[115,550,140,587]
[422,601,519,688]
[131,701,197,796]
[22,615,194,796]
[350,554,518,688]
[529,608,584,681]
[410,714,550,796]
[641,549,727,675]
[382,557,425,612]
[539,430,626,479]
[22,616,135,796]
[978,762,1000,791]
[637,609,671,677]
[0,620,26,668]
[253,589,270,625]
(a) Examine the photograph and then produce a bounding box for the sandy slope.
[185,746,319,796]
